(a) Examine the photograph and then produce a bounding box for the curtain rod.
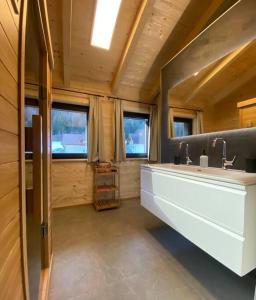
[25,82,157,106]
[169,105,203,112]
[52,86,156,106]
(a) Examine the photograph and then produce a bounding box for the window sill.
[125,157,149,161]
[52,158,88,162]
[26,158,88,163]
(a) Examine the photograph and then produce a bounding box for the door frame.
[19,0,54,299]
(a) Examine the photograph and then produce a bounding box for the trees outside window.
[123,112,149,158]
[52,103,89,159]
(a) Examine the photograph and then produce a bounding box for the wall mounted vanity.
[141,0,256,278]
[141,164,256,276]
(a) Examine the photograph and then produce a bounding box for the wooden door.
[27,115,43,300]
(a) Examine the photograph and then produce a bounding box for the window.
[25,98,39,159]
[25,98,39,127]
[174,117,193,137]
[52,102,89,159]
[123,112,149,158]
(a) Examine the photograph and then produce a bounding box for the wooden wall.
[51,159,145,208]
[203,77,256,133]
[50,93,148,208]
[203,97,239,133]
[239,100,256,128]
[0,0,25,299]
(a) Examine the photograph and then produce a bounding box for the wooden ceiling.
[46,0,238,102]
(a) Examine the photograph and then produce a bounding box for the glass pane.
[25,105,39,127]
[124,116,148,155]
[174,119,192,137]
[52,108,88,154]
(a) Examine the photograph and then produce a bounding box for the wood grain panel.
[119,160,146,199]
[0,162,19,199]
[7,265,24,300]
[52,161,94,208]
[0,0,25,298]
[0,188,19,234]
[0,237,23,300]
[6,0,20,30]
[0,0,18,55]
[0,60,18,107]
[0,95,18,134]
[0,130,18,164]
[52,160,145,207]
[0,214,20,271]
[0,23,18,81]
[25,160,33,189]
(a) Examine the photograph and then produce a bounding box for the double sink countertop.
[141,163,256,186]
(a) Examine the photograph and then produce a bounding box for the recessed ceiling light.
[91,0,122,50]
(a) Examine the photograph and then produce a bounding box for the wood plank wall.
[25,96,146,208]
[47,97,146,208]
[51,160,145,208]
[0,0,25,299]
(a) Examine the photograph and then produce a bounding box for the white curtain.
[149,106,158,161]
[113,99,126,162]
[88,95,105,162]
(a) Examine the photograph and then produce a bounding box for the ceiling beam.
[185,42,251,103]
[111,0,154,95]
[148,0,225,102]
[210,64,256,105]
[62,0,72,87]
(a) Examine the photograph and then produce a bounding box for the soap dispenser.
[200,149,208,168]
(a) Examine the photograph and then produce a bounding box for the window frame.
[173,116,193,137]
[52,102,89,160]
[25,97,39,108]
[123,111,150,159]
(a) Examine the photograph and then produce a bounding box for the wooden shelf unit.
[93,166,120,211]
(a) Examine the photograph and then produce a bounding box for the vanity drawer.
[141,189,245,275]
[142,169,246,236]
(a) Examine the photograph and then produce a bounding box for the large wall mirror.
[160,0,256,162]
[168,39,256,138]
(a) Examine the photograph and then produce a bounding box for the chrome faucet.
[212,138,236,169]
[179,142,192,165]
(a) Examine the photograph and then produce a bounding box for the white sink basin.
[142,163,256,186]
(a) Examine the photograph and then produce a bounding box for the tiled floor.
[49,199,256,300]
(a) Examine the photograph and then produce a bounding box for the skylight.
[91,0,122,50]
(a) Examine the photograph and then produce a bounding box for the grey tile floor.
[49,199,256,300]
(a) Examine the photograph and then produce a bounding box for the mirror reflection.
[168,39,256,137]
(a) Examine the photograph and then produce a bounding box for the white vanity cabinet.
[140,164,256,276]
